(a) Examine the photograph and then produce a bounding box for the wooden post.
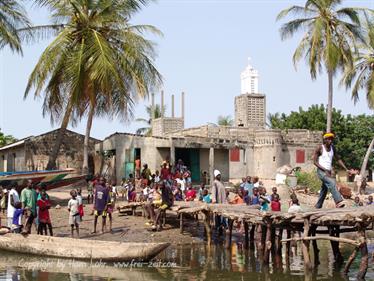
[286,229,291,261]
[311,225,320,266]
[244,222,249,250]
[357,226,368,280]
[209,147,214,186]
[225,219,234,249]
[302,219,312,270]
[329,226,343,263]
[249,225,255,250]
[263,221,272,265]
[180,213,183,233]
[275,228,283,269]
[344,247,359,274]
[203,210,211,244]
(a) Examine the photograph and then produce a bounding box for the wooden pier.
[176,203,374,279]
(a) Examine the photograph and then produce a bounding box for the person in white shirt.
[176,175,186,193]
[313,132,354,208]
[288,198,302,213]
[7,185,20,228]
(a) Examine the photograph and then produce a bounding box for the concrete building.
[235,59,266,128]
[97,126,321,185]
[95,58,321,185]
[0,129,100,174]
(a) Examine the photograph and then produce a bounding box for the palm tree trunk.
[360,137,374,177]
[46,98,74,170]
[326,70,333,133]
[82,103,94,175]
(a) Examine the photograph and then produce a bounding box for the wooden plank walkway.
[177,203,374,279]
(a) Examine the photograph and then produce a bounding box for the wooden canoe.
[0,234,169,262]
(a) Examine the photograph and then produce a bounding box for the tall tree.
[217,115,234,126]
[25,0,162,171]
[269,104,374,171]
[135,104,164,136]
[0,0,30,53]
[277,0,362,133]
[342,16,374,187]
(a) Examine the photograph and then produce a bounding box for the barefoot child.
[68,190,80,238]
[37,190,53,236]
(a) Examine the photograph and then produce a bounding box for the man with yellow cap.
[313,132,353,208]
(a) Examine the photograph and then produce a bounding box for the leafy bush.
[295,170,321,193]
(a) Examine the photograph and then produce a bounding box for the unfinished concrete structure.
[0,129,100,174]
[96,59,321,184]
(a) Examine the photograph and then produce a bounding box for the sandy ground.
[0,186,205,245]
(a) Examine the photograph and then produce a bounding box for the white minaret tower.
[240,57,259,94]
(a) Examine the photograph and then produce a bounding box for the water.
[0,240,372,281]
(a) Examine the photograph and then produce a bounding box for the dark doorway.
[175,148,200,182]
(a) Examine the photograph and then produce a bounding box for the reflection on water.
[0,239,372,281]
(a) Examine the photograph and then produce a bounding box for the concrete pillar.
[151,93,155,120]
[181,91,185,120]
[209,146,214,186]
[171,94,175,118]
[170,138,175,167]
[161,90,164,117]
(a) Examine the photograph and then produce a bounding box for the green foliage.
[341,15,374,109]
[295,170,321,193]
[269,104,374,170]
[217,115,234,126]
[0,0,31,53]
[0,128,17,147]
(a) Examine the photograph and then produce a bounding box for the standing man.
[211,170,227,232]
[313,133,353,208]
[21,180,37,234]
[92,177,109,233]
[211,170,226,204]
[7,184,20,228]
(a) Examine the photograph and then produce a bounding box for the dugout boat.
[0,233,169,262]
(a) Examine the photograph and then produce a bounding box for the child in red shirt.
[185,186,197,201]
[271,194,281,212]
[37,190,53,236]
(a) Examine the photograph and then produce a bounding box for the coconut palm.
[136,104,164,136]
[217,115,233,126]
[25,0,162,171]
[342,16,374,191]
[342,17,374,109]
[0,0,31,53]
[277,0,363,133]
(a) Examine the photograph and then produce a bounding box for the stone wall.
[234,94,266,128]
[24,129,99,173]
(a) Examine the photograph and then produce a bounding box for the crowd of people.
[0,154,373,236]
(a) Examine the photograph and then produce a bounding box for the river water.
[0,239,373,281]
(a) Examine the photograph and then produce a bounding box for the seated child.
[270,194,281,211]
[353,196,361,207]
[367,195,373,205]
[230,189,245,204]
[202,189,211,203]
[185,186,197,201]
[250,187,260,205]
[288,198,302,213]
[259,187,270,211]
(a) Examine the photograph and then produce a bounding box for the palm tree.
[0,128,17,147]
[0,0,30,53]
[25,0,162,171]
[342,16,374,191]
[136,104,164,136]
[342,17,374,109]
[217,115,233,126]
[277,0,363,133]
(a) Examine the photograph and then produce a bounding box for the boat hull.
[0,234,169,262]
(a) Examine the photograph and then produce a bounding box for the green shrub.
[295,170,321,193]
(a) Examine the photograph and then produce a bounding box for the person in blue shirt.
[202,189,211,203]
[250,187,260,205]
[12,202,24,233]
[243,176,254,197]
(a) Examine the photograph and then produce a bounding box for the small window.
[273,156,276,162]
[296,150,305,164]
[230,148,240,162]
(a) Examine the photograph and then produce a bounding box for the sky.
[1,0,373,140]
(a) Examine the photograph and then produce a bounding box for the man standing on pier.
[211,170,227,232]
[313,133,353,208]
